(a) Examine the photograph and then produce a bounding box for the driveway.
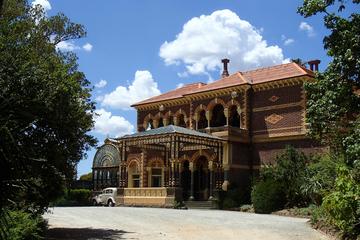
[44,207,329,240]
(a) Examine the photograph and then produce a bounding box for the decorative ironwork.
[93,144,120,167]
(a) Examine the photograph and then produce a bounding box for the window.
[211,104,226,127]
[132,174,140,187]
[198,110,207,129]
[151,168,162,187]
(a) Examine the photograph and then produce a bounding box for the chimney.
[221,58,230,78]
[308,59,321,71]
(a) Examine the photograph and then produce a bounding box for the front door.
[194,156,208,200]
[181,161,191,200]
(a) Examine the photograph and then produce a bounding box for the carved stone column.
[173,116,178,126]
[237,106,242,128]
[208,161,214,200]
[194,113,199,130]
[147,166,151,187]
[163,118,169,126]
[189,161,194,200]
[171,160,175,187]
[224,107,229,126]
[153,119,159,129]
[205,110,212,128]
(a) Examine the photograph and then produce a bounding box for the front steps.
[184,200,215,209]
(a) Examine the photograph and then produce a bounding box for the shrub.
[301,154,338,205]
[3,210,47,240]
[67,189,91,206]
[322,166,360,238]
[251,179,285,214]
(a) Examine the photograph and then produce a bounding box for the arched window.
[147,119,154,130]
[211,104,226,127]
[128,161,140,188]
[158,118,164,127]
[178,114,186,128]
[229,105,240,127]
[169,116,174,125]
[198,110,207,129]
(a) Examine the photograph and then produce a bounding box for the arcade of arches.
[143,103,241,131]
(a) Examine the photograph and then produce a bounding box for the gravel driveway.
[44,207,329,240]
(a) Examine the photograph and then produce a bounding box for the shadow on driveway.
[46,227,132,240]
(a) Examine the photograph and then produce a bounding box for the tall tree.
[0,0,97,214]
[298,0,360,165]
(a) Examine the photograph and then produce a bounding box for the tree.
[298,0,360,164]
[298,1,360,237]
[0,0,96,216]
[79,172,93,181]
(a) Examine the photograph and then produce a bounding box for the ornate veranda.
[93,125,225,204]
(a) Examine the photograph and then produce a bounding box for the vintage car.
[92,187,117,207]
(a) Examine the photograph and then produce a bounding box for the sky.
[30,0,357,177]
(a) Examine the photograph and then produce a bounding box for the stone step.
[184,201,215,209]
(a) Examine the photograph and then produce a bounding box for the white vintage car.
[92,187,117,207]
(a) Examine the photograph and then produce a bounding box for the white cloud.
[93,108,134,137]
[95,79,107,88]
[299,21,315,37]
[159,9,287,77]
[284,38,295,46]
[101,70,161,110]
[32,0,51,11]
[83,43,93,52]
[56,41,80,51]
[176,83,184,89]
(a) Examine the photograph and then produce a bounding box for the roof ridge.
[243,62,294,74]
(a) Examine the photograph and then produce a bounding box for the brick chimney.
[221,58,230,78]
[308,59,321,71]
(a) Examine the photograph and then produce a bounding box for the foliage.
[298,1,360,238]
[52,189,92,206]
[301,154,338,205]
[298,0,360,155]
[260,146,309,207]
[79,172,93,181]
[322,166,360,238]
[251,179,285,214]
[1,210,48,240]
[0,0,96,216]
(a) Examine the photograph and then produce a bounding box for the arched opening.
[128,161,140,188]
[146,119,154,130]
[168,116,174,125]
[210,104,226,127]
[181,160,191,200]
[194,156,209,200]
[158,118,164,128]
[197,110,207,129]
[178,114,186,128]
[229,105,240,128]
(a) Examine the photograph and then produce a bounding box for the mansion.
[92,59,324,207]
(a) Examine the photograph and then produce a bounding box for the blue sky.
[31,0,356,177]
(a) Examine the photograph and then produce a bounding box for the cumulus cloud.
[101,70,161,110]
[95,79,107,88]
[299,22,315,37]
[56,41,94,52]
[159,9,287,77]
[82,43,93,52]
[93,108,134,137]
[56,41,80,51]
[281,35,295,46]
[32,0,51,11]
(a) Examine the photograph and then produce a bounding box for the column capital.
[189,161,194,171]
[208,161,214,170]
[205,110,212,121]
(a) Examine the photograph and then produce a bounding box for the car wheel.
[92,200,97,206]
[108,200,114,207]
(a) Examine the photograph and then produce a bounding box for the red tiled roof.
[132,62,314,107]
[185,72,249,95]
[131,82,206,106]
[242,62,314,84]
